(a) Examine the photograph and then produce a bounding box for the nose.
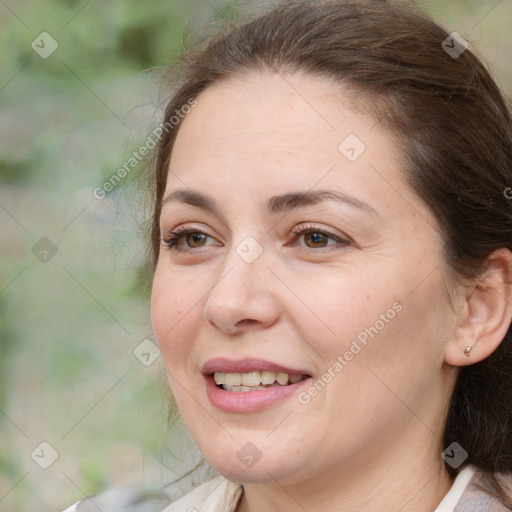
[202,242,281,335]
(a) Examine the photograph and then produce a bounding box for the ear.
[444,248,512,367]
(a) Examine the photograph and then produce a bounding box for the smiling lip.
[202,357,311,376]
[202,357,313,413]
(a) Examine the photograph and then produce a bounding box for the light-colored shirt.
[62,465,512,512]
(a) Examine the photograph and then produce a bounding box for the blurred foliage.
[0,0,511,510]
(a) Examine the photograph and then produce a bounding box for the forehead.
[175,71,363,143]
[167,71,397,194]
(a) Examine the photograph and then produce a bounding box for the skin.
[151,71,512,512]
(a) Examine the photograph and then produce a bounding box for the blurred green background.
[1,0,511,510]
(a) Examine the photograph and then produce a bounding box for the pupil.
[189,233,205,247]
[307,232,326,246]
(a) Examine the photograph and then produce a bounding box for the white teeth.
[276,372,289,385]
[261,371,276,385]
[213,371,305,388]
[224,372,242,386]
[241,371,260,386]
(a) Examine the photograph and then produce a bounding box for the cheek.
[306,262,448,389]
[305,299,441,441]
[150,265,199,366]
[294,270,402,356]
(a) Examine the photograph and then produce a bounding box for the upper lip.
[202,357,312,377]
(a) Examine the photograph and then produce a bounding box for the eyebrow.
[161,189,381,219]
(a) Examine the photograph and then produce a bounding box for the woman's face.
[151,71,459,485]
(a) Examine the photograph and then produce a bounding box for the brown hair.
[150,0,512,505]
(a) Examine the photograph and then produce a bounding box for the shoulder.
[454,467,512,512]
[58,474,241,512]
[161,475,243,512]
[59,485,172,511]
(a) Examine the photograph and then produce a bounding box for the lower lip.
[204,374,312,413]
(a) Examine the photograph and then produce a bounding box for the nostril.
[235,319,258,327]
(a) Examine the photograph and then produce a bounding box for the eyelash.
[161,224,351,253]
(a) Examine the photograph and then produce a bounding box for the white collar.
[433,465,478,512]
[163,466,478,512]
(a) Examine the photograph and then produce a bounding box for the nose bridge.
[210,232,268,304]
[217,229,269,285]
[203,232,279,332]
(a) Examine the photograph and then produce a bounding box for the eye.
[161,224,351,253]
[289,224,351,249]
[161,226,218,252]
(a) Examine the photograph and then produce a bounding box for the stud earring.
[463,345,473,357]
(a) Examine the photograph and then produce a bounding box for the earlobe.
[444,248,512,367]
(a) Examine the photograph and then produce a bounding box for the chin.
[201,445,313,486]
